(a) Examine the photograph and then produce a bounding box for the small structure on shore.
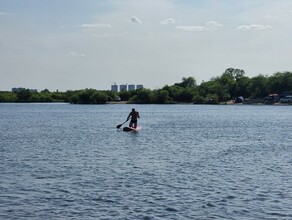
[234,96,244,103]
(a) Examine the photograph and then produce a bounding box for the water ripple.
[1,104,292,219]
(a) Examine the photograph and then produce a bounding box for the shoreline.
[222,100,292,106]
[1,100,291,106]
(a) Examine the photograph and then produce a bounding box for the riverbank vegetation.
[1,69,292,104]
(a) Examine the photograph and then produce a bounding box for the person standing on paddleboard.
[127,108,140,128]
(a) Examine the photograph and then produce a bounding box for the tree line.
[1,69,292,104]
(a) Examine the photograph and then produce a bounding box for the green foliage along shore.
[1,69,292,104]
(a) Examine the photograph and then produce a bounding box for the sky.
[1,0,292,91]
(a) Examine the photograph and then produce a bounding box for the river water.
[0,103,292,219]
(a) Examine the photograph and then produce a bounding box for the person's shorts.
[130,119,137,123]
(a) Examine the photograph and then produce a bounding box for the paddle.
[116,119,128,129]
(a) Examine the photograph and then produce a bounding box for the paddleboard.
[122,126,141,132]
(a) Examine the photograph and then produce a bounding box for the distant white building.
[12,87,38,93]
[110,83,143,92]
[111,84,118,92]
[128,84,135,91]
[12,87,26,92]
[120,84,127,91]
[136,84,143,90]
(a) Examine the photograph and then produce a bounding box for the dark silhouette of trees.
[248,75,269,98]
[1,70,291,104]
[174,76,197,88]
[0,92,17,102]
[267,72,292,94]
[15,89,32,102]
[69,89,110,104]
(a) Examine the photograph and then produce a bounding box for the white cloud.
[205,21,223,29]
[237,24,272,31]
[176,26,207,32]
[92,32,127,38]
[160,18,176,25]
[176,21,223,32]
[264,14,274,19]
[69,51,86,57]
[80,23,112,28]
[130,16,141,23]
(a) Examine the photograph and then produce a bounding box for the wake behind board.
[122,126,141,132]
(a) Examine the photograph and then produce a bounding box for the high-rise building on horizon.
[128,84,135,91]
[111,84,143,92]
[111,84,118,92]
[119,84,127,91]
[136,84,143,90]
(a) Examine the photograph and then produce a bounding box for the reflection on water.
[1,103,292,219]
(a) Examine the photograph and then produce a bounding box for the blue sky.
[1,0,292,91]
